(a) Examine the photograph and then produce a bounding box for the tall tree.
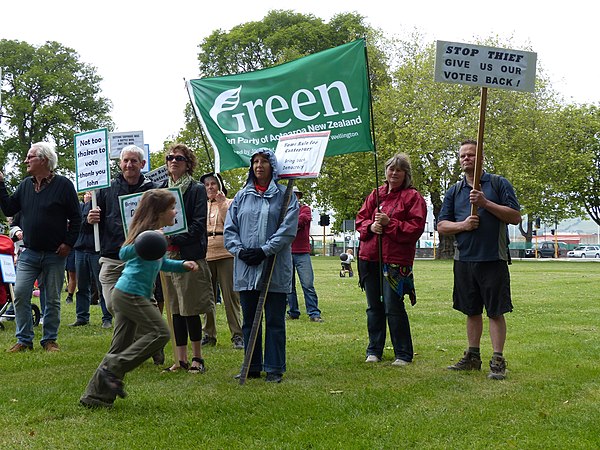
[0,39,112,184]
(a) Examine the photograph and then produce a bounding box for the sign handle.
[91,190,101,252]
[471,87,488,216]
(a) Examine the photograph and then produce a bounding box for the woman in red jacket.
[356,153,427,366]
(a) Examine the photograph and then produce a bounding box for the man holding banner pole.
[437,139,521,380]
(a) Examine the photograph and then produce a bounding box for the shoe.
[365,355,381,363]
[101,321,112,329]
[309,316,324,323]
[487,355,507,380]
[232,335,244,350]
[162,360,190,373]
[7,342,33,352]
[79,396,113,408]
[265,372,283,383]
[201,335,217,346]
[392,358,410,367]
[65,294,73,304]
[42,341,60,352]
[99,366,127,398]
[152,348,165,365]
[188,357,206,374]
[234,371,261,380]
[0,316,14,322]
[69,320,89,327]
[447,351,482,371]
[286,314,299,320]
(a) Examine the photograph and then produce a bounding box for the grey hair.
[384,152,413,189]
[120,145,145,162]
[30,142,58,171]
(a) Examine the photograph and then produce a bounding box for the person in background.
[356,153,426,367]
[0,142,81,352]
[437,139,521,380]
[64,244,76,304]
[224,150,299,383]
[286,186,323,322]
[70,191,112,328]
[340,248,354,277]
[201,172,243,350]
[80,189,198,408]
[161,144,213,373]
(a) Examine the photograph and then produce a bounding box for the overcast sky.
[2,1,598,152]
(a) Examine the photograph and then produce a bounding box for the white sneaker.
[365,355,381,363]
[392,358,410,366]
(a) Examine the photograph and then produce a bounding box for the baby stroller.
[339,252,354,277]
[0,235,41,331]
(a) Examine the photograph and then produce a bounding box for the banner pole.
[363,39,384,300]
[471,87,488,216]
[184,78,214,172]
[91,190,101,252]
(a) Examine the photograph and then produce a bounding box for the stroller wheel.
[31,304,41,327]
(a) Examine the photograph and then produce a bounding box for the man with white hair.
[0,142,81,352]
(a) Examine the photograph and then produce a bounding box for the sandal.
[162,360,189,373]
[188,357,206,374]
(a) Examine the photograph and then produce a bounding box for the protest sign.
[434,41,537,92]
[118,188,187,237]
[109,130,144,159]
[275,131,330,179]
[74,128,110,193]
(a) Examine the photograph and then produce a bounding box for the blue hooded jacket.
[224,150,299,293]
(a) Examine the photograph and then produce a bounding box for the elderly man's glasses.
[166,155,188,162]
[25,155,40,161]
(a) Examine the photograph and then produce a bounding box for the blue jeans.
[287,253,321,318]
[14,249,65,347]
[363,261,413,362]
[240,290,286,374]
[75,250,112,324]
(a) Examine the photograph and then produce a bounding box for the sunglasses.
[166,155,188,162]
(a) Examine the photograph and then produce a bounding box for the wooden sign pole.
[471,87,488,216]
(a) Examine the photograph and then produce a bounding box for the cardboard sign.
[434,41,537,92]
[0,254,16,283]
[74,128,111,192]
[109,131,144,159]
[275,131,330,179]
[118,187,187,237]
[145,164,168,185]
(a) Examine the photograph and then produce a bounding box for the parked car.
[524,241,568,258]
[567,245,600,258]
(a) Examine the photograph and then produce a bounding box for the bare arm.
[470,189,521,225]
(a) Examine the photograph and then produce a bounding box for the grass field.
[1,258,599,449]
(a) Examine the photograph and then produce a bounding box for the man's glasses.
[166,155,188,162]
[25,155,40,161]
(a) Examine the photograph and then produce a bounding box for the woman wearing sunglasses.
[160,143,215,373]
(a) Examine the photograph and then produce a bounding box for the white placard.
[434,41,537,92]
[0,254,16,283]
[109,130,144,159]
[118,188,187,237]
[275,131,330,179]
[74,128,111,193]
[145,164,168,185]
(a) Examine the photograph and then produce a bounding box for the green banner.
[187,39,373,172]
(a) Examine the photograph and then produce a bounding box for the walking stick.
[239,179,295,385]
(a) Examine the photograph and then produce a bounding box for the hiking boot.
[232,335,244,350]
[7,342,33,352]
[447,351,482,371]
[487,355,507,380]
[42,341,60,352]
[99,367,127,398]
[201,335,217,346]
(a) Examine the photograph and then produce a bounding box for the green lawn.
[1,259,599,449]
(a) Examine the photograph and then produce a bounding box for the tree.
[0,39,112,185]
